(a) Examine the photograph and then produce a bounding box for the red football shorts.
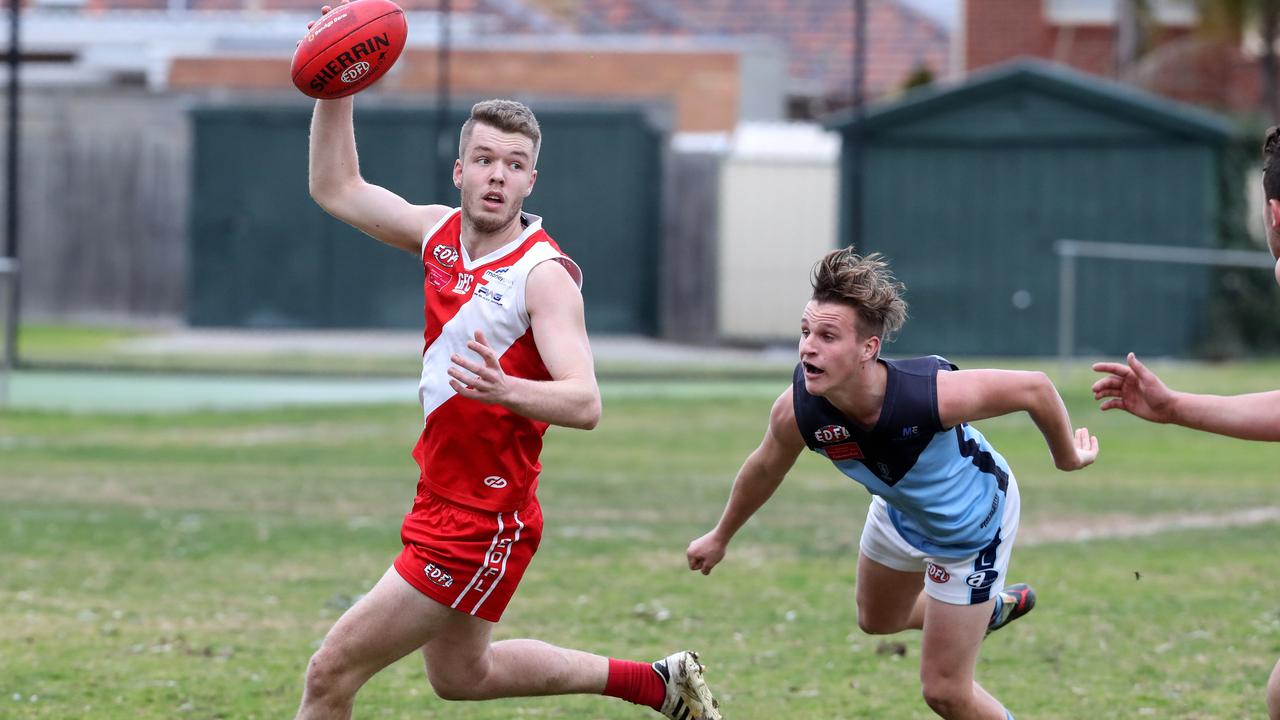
[393,491,543,623]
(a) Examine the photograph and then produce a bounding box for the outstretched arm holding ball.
[300,0,449,255]
[308,93,450,255]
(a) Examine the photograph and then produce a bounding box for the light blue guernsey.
[792,356,1014,558]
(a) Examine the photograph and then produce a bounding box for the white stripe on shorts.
[471,510,524,615]
[452,512,505,610]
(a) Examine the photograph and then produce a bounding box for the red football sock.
[602,658,665,711]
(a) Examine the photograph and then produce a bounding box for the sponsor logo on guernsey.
[482,268,513,287]
[901,425,919,438]
[978,494,1000,529]
[427,264,452,291]
[475,285,505,305]
[424,563,454,588]
[966,570,998,590]
[453,273,475,294]
[825,441,864,461]
[483,476,508,489]
[432,244,459,267]
[814,425,850,443]
[927,563,950,583]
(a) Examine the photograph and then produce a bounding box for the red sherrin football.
[291,0,407,99]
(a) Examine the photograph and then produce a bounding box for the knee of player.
[427,666,483,701]
[919,674,971,715]
[304,647,358,696]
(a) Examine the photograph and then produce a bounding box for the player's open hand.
[1064,426,1099,470]
[301,0,349,41]
[308,0,347,26]
[1091,352,1176,423]
[687,531,728,576]
[449,330,513,405]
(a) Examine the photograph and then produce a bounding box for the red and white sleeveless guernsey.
[410,208,582,514]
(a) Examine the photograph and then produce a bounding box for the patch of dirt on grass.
[1019,506,1280,546]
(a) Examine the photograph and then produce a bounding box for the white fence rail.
[1054,239,1276,362]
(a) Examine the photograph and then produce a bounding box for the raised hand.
[448,330,513,405]
[301,0,348,39]
[1091,352,1177,423]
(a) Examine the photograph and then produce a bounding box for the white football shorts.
[858,477,1021,606]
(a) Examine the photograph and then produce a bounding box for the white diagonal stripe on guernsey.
[471,509,524,614]
[451,512,505,610]
[418,240,568,421]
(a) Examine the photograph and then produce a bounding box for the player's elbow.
[576,396,602,430]
[1023,371,1058,410]
[308,176,356,213]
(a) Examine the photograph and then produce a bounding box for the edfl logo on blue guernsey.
[310,33,392,93]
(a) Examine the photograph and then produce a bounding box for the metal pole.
[3,0,21,372]
[849,0,866,247]
[437,0,452,183]
[1056,242,1077,370]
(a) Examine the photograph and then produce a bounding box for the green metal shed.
[828,59,1234,357]
[188,104,662,335]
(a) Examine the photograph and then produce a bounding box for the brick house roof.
[537,0,950,100]
[77,0,948,104]
[85,0,563,33]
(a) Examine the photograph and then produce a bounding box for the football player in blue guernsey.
[686,247,1099,720]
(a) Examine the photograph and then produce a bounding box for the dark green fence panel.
[189,105,661,334]
[832,60,1231,357]
[860,143,1215,356]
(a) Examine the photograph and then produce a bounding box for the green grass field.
[2,357,1279,718]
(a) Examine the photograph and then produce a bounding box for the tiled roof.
[84,0,560,33]
[79,0,946,99]
[540,0,951,98]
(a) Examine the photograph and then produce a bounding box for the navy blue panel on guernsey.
[792,356,957,487]
[955,425,1009,492]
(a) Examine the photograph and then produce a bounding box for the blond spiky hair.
[810,246,909,341]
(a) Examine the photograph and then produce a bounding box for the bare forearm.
[501,376,601,430]
[1028,379,1080,469]
[308,97,360,201]
[1168,390,1280,441]
[712,454,786,541]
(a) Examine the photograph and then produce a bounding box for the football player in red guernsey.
[295,7,720,720]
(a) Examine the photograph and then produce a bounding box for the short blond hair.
[810,246,908,341]
[458,99,541,165]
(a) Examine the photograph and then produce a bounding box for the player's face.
[455,123,538,235]
[798,300,875,396]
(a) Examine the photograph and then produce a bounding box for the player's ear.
[862,334,880,362]
[525,168,537,196]
[1268,198,1280,228]
[453,159,463,189]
